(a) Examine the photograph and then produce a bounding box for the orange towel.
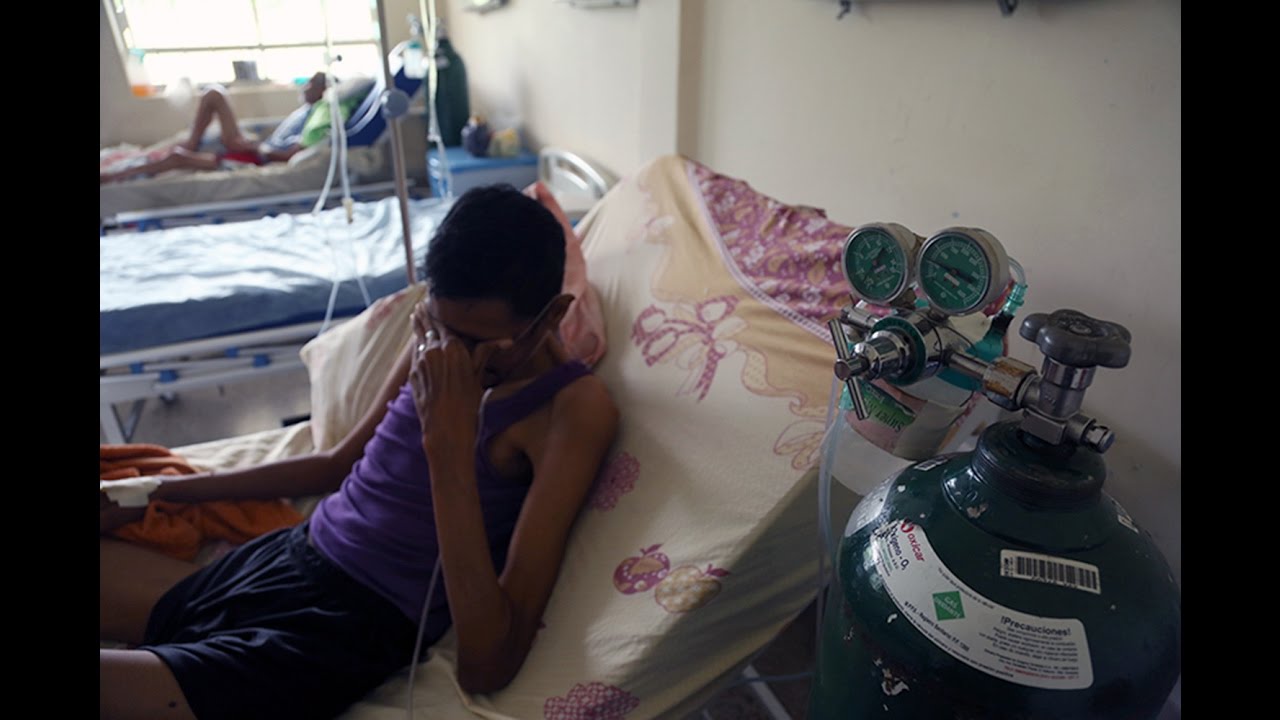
[101,444,304,562]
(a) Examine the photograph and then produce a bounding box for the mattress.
[99,143,394,220]
[100,196,451,356]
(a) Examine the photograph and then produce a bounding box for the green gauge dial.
[842,224,919,305]
[918,230,1003,315]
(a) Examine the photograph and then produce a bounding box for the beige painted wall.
[439,0,652,179]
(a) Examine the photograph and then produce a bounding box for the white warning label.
[870,519,1094,690]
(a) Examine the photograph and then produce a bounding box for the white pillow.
[299,283,425,451]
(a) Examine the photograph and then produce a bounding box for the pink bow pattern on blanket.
[631,296,745,402]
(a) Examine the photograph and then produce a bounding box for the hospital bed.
[99,53,426,230]
[100,148,617,447]
[105,152,1181,719]
[157,154,949,719]
[98,195,450,444]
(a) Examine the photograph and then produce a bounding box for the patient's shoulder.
[552,372,618,440]
[510,370,616,476]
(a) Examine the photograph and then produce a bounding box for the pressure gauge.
[916,228,1010,316]
[841,223,920,305]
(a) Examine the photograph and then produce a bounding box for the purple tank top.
[309,359,592,626]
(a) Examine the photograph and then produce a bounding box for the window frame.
[103,0,381,90]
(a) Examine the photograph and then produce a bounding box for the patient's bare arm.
[99,339,415,534]
[99,452,347,534]
[411,312,619,694]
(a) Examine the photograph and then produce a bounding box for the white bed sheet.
[100,196,449,356]
[100,143,393,220]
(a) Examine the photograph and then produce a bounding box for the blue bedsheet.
[100,197,451,356]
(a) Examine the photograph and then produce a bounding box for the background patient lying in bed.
[100,71,362,184]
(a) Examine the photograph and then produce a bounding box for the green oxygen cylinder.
[810,308,1180,719]
[432,22,470,147]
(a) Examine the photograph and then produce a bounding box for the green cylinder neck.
[972,422,1106,510]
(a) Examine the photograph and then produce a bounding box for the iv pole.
[373,0,419,286]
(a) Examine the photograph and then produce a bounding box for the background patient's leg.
[99,148,220,184]
[183,88,258,154]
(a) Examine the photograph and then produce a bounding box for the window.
[105,0,382,91]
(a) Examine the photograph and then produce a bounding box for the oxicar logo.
[933,591,964,621]
[860,382,916,431]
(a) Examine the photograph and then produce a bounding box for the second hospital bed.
[100,195,451,444]
[100,56,427,228]
[100,147,617,445]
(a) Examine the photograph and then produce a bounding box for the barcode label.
[1000,551,1101,595]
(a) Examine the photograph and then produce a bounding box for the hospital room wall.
[438,1,1183,585]
[99,0,429,175]
[438,0,650,178]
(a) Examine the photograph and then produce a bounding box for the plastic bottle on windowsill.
[126,49,155,97]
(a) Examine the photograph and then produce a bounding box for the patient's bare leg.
[182,88,258,154]
[101,649,196,720]
[100,148,220,184]
[100,538,199,645]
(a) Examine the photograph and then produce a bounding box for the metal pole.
[375,0,419,286]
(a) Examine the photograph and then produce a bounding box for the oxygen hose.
[815,372,841,673]
[406,556,443,720]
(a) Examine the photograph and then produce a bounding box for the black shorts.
[141,523,430,720]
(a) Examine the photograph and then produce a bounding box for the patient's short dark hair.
[422,184,565,318]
